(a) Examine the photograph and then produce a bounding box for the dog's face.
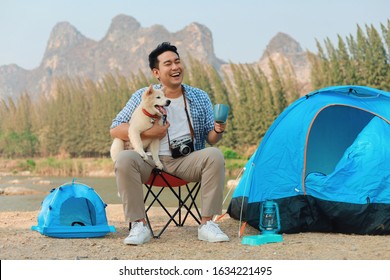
[142,85,171,116]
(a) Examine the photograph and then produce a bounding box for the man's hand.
[207,121,226,145]
[214,122,226,134]
[141,120,170,139]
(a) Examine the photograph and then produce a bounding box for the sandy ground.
[1,204,389,260]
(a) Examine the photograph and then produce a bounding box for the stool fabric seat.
[144,168,201,238]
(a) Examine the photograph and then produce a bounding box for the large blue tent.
[228,85,390,234]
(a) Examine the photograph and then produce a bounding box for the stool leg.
[178,186,182,226]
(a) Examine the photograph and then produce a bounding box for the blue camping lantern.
[242,200,283,246]
[260,200,281,234]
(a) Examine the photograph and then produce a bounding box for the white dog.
[110,85,170,169]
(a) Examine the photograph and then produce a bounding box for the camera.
[170,135,194,158]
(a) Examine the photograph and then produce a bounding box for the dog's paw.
[155,161,164,170]
[138,151,148,161]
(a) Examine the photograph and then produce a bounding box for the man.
[110,42,229,245]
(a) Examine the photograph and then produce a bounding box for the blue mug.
[213,104,229,124]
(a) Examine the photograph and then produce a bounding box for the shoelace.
[204,221,224,234]
[130,222,145,236]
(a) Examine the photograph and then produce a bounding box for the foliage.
[308,21,389,91]
[220,146,241,159]
[225,159,247,172]
[17,159,36,171]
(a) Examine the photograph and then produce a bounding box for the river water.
[0,175,121,212]
[0,175,234,212]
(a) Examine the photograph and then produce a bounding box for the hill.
[0,14,311,101]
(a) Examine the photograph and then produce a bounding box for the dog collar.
[142,108,161,123]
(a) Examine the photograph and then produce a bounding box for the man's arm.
[207,122,226,145]
[110,121,170,141]
[110,123,130,141]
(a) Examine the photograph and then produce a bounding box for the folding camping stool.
[143,168,202,238]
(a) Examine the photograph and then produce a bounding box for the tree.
[365,24,388,90]
[310,21,389,91]
[268,57,287,117]
[336,35,356,84]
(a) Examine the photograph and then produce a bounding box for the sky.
[0,0,388,70]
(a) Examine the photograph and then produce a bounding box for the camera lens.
[180,145,191,156]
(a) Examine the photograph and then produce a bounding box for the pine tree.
[307,50,323,89]
[324,38,342,84]
[365,24,388,90]
[187,56,214,100]
[268,57,287,117]
[310,40,332,88]
[381,20,390,90]
[207,65,236,147]
[355,24,370,84]
[336,35,356,84]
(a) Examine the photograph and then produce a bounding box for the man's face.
[153,51,183,87]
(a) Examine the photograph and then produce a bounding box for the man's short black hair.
[148,42,180,70]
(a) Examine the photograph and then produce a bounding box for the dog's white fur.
[110,85,170,169]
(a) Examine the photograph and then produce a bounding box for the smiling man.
[110,42,229,245]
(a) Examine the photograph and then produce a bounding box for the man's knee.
[115,150,140,172]
[205,147,225,165]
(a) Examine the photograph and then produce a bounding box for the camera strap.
[182,90,195,140]
[167,88,195,150]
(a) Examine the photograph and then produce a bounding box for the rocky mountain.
[258,32,311,92]
[0,14,311,101]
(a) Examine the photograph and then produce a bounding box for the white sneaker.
[198,221,229,242]
[124,222,152,245]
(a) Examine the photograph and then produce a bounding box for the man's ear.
[152,68,160,79]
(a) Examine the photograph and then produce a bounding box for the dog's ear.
[160,86,165,93]
[146,85,154,96]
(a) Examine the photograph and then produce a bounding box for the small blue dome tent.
[32,179,116,238]
[228,85,390,235]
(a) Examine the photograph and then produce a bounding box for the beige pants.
[114,147,225,223]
